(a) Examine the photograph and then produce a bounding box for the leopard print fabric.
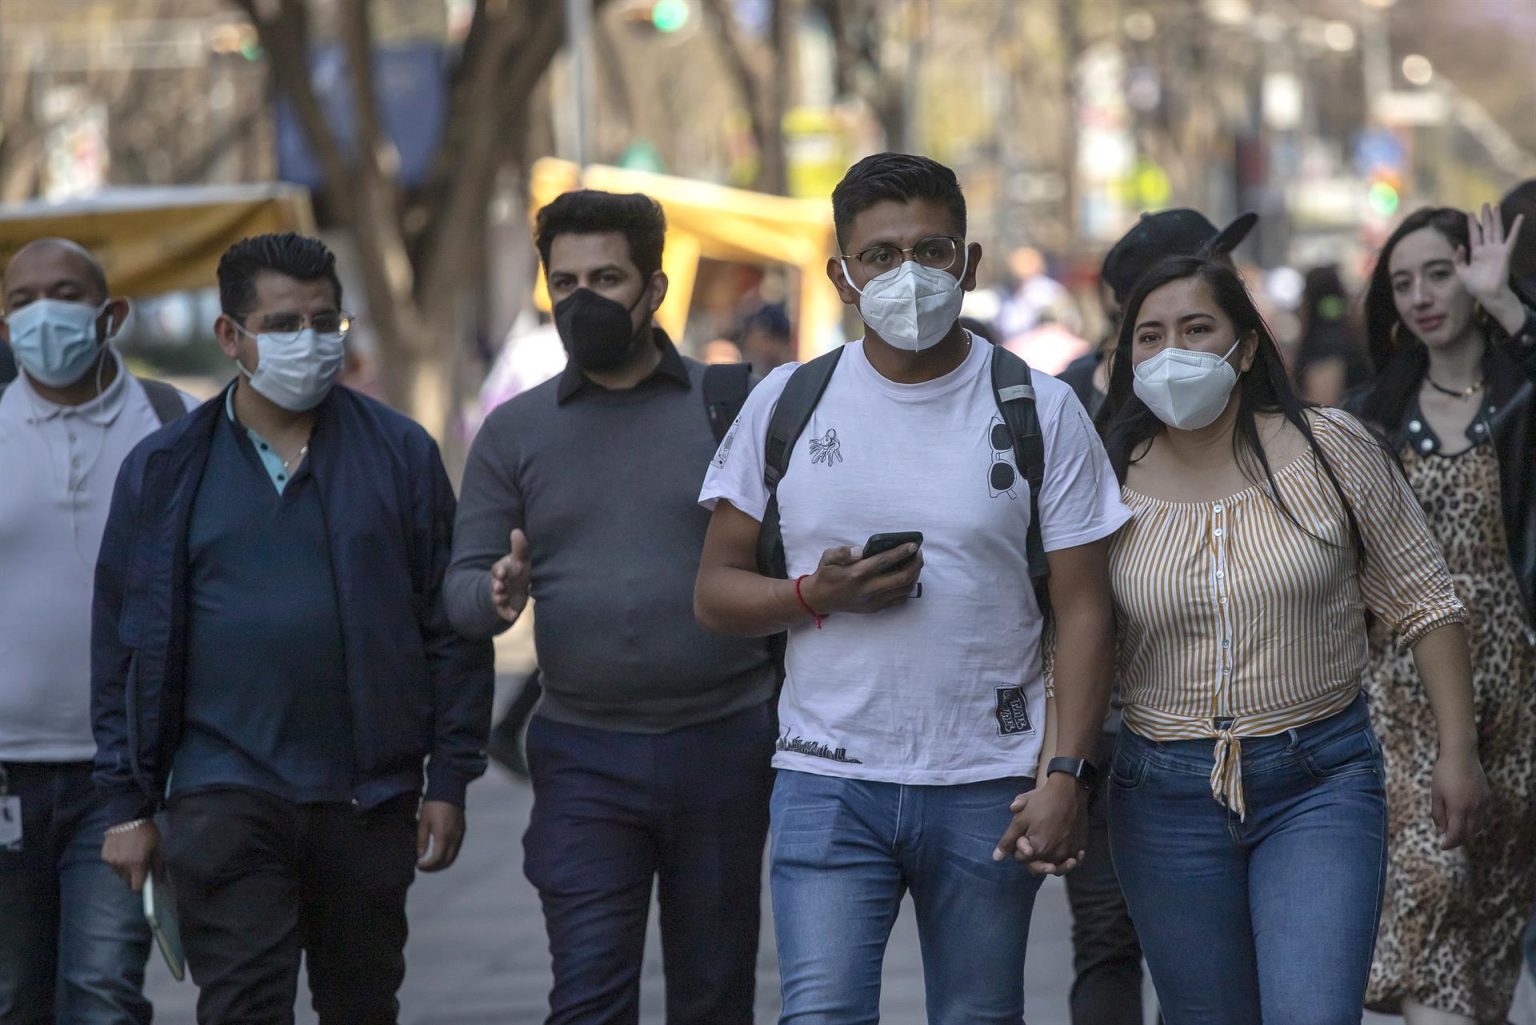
[1364,442,1536,1022]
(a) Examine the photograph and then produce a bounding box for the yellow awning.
[0,184,316,297]
[529,159,842,359]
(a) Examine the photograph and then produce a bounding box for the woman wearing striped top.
[1094,255,1489,1025]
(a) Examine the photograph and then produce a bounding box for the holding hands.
[994,779,1087,876]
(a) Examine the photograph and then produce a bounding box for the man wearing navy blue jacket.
[91,233,493,1025]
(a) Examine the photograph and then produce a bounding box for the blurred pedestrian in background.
[997,245,1081,340]
[738,302,794,376]
[1096,254,1487,1024]
[1349,204,1536,1025]
[447,190,771,1025]
[1292,265,1368,407]
[0,238,192,1025]
[94,233,493,1025]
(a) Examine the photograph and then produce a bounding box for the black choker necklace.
[1426,374,1483,399]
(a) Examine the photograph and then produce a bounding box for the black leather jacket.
[1346,311,1536,620]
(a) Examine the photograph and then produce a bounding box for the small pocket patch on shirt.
[995,686,1034,736]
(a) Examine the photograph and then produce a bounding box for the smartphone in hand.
[863,531,924,596]
[863,531,923,562]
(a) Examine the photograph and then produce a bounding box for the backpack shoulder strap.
[755,346,844,577]
[135,377,186,427]
[989,346,1048,586]
[701,361,753,444]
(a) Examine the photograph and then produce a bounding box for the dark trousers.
[162,788,418,1025]
[0,761,151,1025]
[523,701,775,1025]
[1064,732,1152,1025]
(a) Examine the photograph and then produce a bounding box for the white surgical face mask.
[841,248,969,352]
[6,298,111,387]
[1132,337,1242,431]
[234,325,345,412]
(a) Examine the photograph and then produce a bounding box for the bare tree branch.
[338,0,394,181]
[232,0,353,194]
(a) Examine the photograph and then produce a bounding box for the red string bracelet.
[794,574,825,629]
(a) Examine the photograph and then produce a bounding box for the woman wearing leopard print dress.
[1350,204,1536,1025]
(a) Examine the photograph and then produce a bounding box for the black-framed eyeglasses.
[843,235,962,274]
[240,311,353,341]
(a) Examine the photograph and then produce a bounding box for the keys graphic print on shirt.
[808,428,843,466]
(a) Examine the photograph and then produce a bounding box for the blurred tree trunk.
[813,0,905,150]
[229,0,606,446]
[700,0,790,195]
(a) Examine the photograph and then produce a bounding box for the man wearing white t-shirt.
[695,153,1130,1024]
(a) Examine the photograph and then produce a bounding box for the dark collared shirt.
[554,335,692,404]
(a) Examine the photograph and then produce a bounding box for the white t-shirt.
[700,337,1130,785]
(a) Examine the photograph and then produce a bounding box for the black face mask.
[554,287,651,373]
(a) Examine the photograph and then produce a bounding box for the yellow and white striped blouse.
[1110,408,1465,816]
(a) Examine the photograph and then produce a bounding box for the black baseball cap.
[1101,209,1258,304]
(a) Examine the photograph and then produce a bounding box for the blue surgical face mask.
[6,298,111,388]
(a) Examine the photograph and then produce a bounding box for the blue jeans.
[1108,695,1386,1025]
[522,701,775,1025]
[770,769,1045,1025]
[0,761,152,1025]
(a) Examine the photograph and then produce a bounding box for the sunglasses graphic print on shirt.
[987,417,1019,500]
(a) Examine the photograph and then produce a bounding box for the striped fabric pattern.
[1111,408,1465,817]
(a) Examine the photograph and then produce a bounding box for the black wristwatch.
[1047,756,1102,794]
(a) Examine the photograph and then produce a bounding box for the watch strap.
[1047,756,1101,792]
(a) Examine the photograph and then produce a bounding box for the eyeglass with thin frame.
[842,235,963,275]
[235,311,353,342]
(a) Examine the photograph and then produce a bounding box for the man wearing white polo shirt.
[0,238,191,1025]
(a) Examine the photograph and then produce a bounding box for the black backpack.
[753,343,1049,600]
[0,375,185,426]
[701,362,753,444]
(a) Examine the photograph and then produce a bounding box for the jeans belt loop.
[0,763,9,796]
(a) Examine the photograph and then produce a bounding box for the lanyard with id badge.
[0,765,21,852]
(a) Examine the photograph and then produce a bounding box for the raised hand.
[490,528,532,623]
[1454,203,1523,307]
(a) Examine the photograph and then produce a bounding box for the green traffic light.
[1367,181,1400,217]
[652,0,690,32]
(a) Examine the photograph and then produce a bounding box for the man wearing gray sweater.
[445,190,775,1025]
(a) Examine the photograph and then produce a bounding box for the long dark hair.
[1359,205,1534,429]
[1096,255,1362,548]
